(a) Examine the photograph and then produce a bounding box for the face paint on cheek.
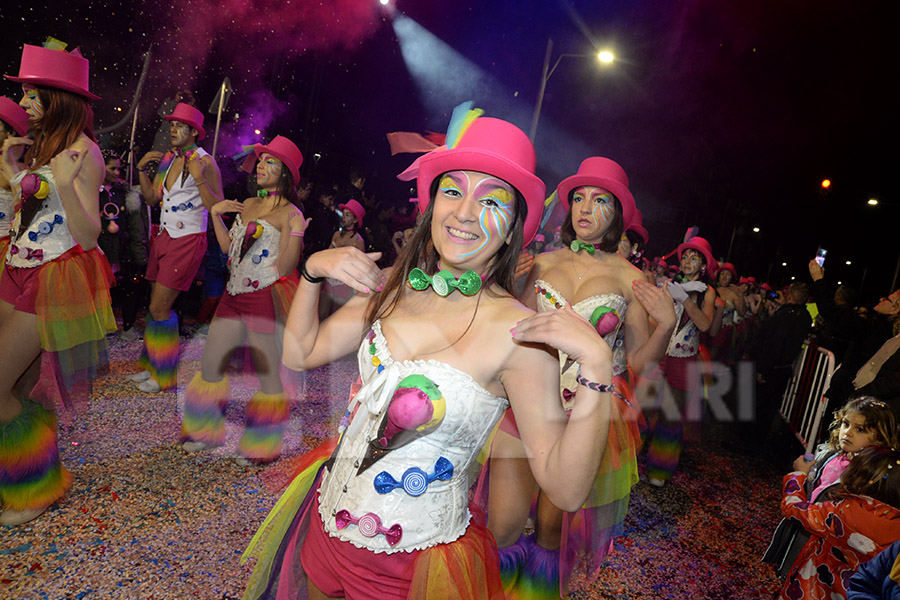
[458,184,514,259]
[258,159,282,184]
[25,92,44,120]
[589,191,615,232]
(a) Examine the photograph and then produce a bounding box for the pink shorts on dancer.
[145,229,207,291]
[213,287,278,334]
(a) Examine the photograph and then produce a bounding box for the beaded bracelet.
[301,260,324,284]
[576,374,613,393]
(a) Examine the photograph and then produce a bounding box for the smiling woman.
[241,105,617,600]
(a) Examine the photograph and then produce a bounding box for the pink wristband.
[289,231,305,237]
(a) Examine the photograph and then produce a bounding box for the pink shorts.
[0,262,42,314]
[145,230,207,291]
[661,354,699,392]
[300,493,418,599]
[213,287,277,334]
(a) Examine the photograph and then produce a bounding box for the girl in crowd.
[777,446,900,600]
[180,136,307,466]
[241,108,614,599]
[0,98,31,283]
[330,198,365,251]
[645,236,718,486]
[0,43,115,525]
[706,262,745,364]
[486,157,676,597]
[765,396,899,577]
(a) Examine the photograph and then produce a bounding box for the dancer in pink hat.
[0,97,32,284]
[485,156,677,597]
[644,236,718,487]
[0,41,116,525]
[242,105,614,599]
[706,261,746,363]
[617,207,649,265]
[129,102,224,393]
[179,136,308,465]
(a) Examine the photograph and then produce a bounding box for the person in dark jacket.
[809,259,864,364]
[849,539,900,599]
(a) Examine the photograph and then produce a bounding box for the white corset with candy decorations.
[7,166,77,267]
[317,320,509,554]
[226,215,281,295]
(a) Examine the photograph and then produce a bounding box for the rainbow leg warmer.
[507,534,561,599]
[142,311,179,390]
[499,534,530,594]
[646,420,683,482]
[180,373,230,446]
[0,400,72,512]
[237,391,289,462]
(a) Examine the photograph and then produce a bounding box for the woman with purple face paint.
[0,42,115,525]
[241,106,614,600]
[486,157,677,597]
[179,136,308,466]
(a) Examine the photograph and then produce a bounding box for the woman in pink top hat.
[644,236,718,487]
[484,156,676,597]
[0,97,32,283]
[330,198,365,251]
[0,41,115,525]
[179,136,308,466]
[241,105,615,600]
[706,261,746,363]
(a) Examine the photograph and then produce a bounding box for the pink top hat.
[676,236,718,277]
[628,209,649,245]
[719,262,737,278]
[339,199,366,225]
[0,97,30,136]
[398,116,545,248]
[5,44,100,100]
[760,282,773,292]
[557,157,636,231]
[240,135,303,183]
[164,103,206,141]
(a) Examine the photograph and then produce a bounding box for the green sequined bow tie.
[407,267,482,296]
[570,240,600,255]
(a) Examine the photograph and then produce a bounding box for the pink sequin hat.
[5,44,100,100]
[241,135,303,183]
[398,111,545,247]
[628,208,649,244]
[339,199,366,225]
[557,157,636,231]
[676,236,719,276]
[0,97,30,136]
[164,103,206,141]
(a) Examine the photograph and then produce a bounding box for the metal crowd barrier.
[779,337,836,453]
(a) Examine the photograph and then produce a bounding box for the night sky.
[1,0,897,300]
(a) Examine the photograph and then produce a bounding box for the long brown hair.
[838,447,900,508]
[364,174,527,326]
[23,85,95,169]
[559,192,624,253]
[18,86,95,233]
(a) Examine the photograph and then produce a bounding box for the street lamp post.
[529,38,612,141]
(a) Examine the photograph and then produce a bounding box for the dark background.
[1,0,896,301]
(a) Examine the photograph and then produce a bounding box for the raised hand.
[514,251,534,280]
[1,136,33,167]
[50,148,87,188]
[633,278,676,328]
[511,304,612,371]
[138,151,163,171]
[289,211,311,236]
[186,154,207,180]
[305,247,383,293]
[211,199,244,216]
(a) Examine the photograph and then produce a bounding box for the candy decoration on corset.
[28,214,64,242]
[589,306,620,336]
[240,220,264,261]
[535,285,563,309]
[373,456,454,496]
[19,173,50,204]
[334,510,403,546]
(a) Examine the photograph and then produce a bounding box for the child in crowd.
[776,445,900,600]
[765,397,899,577]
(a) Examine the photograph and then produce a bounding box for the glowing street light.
[782,262,787,266]
[752,227,760,233]
[845,260,852,265]
[868,198,879,206]
[530,38,614,140]
[821,179,831,189]
[379,0,390,5]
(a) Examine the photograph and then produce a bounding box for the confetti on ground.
[2,330,786,599]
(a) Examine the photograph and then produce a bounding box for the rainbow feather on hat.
[444,101,484,149]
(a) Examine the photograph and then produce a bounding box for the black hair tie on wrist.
[301,259,325,284]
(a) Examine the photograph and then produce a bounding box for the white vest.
[667,302,700,357]
[226,216,281,294]
[159,147,210,238]
[317,320,508,554]
[7,166,77,267]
